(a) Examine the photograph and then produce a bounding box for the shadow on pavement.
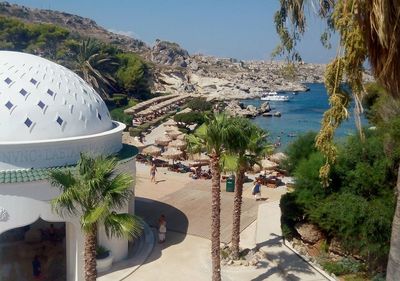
[251,233,317,281]
[135,197,189,264]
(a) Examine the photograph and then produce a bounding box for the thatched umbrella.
[269,152,287,164]
[155,135,172,146]
[162,148,183,163]
[261,159,278,170]
[163,119,177,127]
[142,145,162,157]
[169,139,187,149]
[252,164,262,173]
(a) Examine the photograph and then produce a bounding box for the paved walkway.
[103,161,332,280]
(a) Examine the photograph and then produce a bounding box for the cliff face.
[0,1,373,100]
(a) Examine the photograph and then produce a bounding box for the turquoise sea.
[242,83,367,150]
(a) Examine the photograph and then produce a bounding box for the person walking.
[32,255,41,280]
[150,163,157,183]
[252,180,261,201]
[158,215,167,243]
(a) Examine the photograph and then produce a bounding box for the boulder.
[295,223,324,244]
[329,237,347,256]
[259,102,271,113]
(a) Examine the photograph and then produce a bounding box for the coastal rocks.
[225,100,265,118]
[151,40,190,67]
[260,102,271,113]
[295,223,324,244]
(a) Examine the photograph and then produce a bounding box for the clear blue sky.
[9,0,338,63]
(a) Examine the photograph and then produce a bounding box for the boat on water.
[260,92,289,101]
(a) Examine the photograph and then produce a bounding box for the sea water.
[241,83,367,150]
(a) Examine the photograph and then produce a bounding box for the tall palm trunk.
[386,165,400,281]
[231,168,245,259]
[210,154,221,281]
[84,226,98,281]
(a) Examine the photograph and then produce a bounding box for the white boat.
[260,92,289,101]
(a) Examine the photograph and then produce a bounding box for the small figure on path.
[32,255,41,280]
[252,180,261,201]
[150,163,157,183]
[158,215,167,243]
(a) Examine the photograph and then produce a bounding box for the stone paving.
[104,162,332,280]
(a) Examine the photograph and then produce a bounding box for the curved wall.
[0,122,125,170]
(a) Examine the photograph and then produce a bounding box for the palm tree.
[75,38,117,100]
[274,1,400,279]
[222,118,272,259]
[186,114,239,281]
[49,153,143,281]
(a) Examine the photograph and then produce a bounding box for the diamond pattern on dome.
[37,101,45,110]
[47,89,54,96]
[0,51,114,142]
[24,118,32,128]
[19,88,28,96]
[56,116,63,126]
[5,101,13,110]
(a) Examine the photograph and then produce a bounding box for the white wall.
[0,156,137,281]
[0,122,125,170]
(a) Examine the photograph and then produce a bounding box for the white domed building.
[0,51,138,281]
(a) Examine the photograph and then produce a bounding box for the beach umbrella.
[155,135,172,146]
[162,148,183,162]
[252,164,262,173]
[270,152,287,164]
[143,145,162,157]
[169,139,187,149]
[261,159,278,170]
[163,119,177,127]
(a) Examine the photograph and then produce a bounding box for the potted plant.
[96,245,114,273]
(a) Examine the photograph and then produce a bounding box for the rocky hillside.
[0,1,373,100]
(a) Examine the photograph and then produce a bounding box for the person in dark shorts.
[32,255,41,279]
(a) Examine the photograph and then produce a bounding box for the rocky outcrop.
[224,100,271,118]
[0,1,148,52]
[151,40,190,67]
[295,223,324,244]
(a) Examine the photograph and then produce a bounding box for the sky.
[8,0,338,63]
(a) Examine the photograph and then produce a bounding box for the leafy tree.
[186,114,239,281]
[49,154,143,281]
[274,1,400,278]
[282,131,318,173]
[281,131,396,274]
[115,53,150,99]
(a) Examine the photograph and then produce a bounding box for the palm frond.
[104,212,144,240]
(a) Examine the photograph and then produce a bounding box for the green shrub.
[174,112,205,126]
[96,245,110,259]
[110,107,132,125]
[321,258,364,276]
[282,131,318,173]
[187,97,212,112]
[281,130,396,274]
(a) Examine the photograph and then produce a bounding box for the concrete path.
[105,161,332,280]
